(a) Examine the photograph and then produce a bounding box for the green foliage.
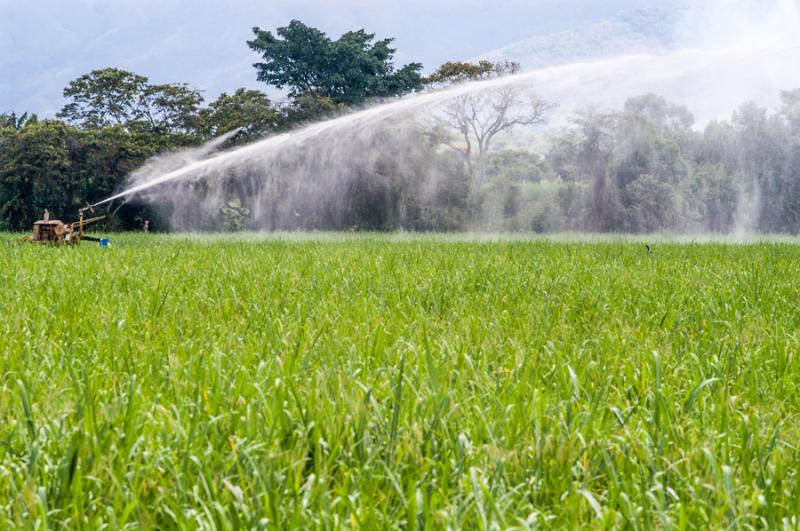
[1,235,800,527]
[248,20,424,106]
[58,68,149,129]
[1,69,280,231]
[536,93,800,234]
[198,88,278,142]
[219,199,250,231]
[140,82,205,136]
[280,94,347,125]
[487,150,550,183]
[425,59,552,195]
[0,120,73,230]
[427,59,520,86]
[0,120,168,230]
[0,112,38,130]
[57,68,204,135]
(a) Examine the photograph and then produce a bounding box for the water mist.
[91,0,800,234]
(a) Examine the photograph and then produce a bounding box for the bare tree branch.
[428,80,556,185]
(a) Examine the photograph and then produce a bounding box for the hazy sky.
[0,0,661,116]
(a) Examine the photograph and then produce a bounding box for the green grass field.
[2,233,800,529]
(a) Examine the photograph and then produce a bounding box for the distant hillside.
[478,8,681,69]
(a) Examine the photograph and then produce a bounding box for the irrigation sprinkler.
[20,208,107,246]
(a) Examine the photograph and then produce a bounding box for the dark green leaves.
[248,21,424,106]
[57,68,203,135]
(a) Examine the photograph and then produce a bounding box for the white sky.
[0,0,660,116]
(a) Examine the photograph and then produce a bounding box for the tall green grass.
[1,234,799,528]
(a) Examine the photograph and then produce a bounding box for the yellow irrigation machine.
[20,210,106,246]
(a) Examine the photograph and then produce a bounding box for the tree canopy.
[198,88,279,142]
[427,60,520,85]
[58,68,204,136]
[248,20,424,106]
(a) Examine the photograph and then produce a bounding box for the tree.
[139,82,204,136]
[0,112,38,130]
[731,102,789,232]
[0,121,74,229]
[486,150,550,183]
[545,96,700,233]
[58,68,203,136]
[199,88,278,142]
[427,60,555,187]
[566,111,617,231]
[0,111,170,231]
[426,60,513,86]
[279,94,347,125]
[623,93,695,132]
[69,126,166,228]
[248,21,424,106]
[624,174,679,232]
[58,68,148,128]
[781,89,800,132]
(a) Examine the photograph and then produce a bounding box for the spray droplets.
[94,0,800,233]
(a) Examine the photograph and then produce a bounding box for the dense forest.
[2,20,800,233]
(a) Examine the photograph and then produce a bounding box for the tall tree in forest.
[248,21,424,107]
[58,68,203,136]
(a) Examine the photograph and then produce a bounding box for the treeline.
[204,90,800,235]
[2,19,800,233]
[504,91,800,234]
[0,21,426,231]
[0,81,279,230]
